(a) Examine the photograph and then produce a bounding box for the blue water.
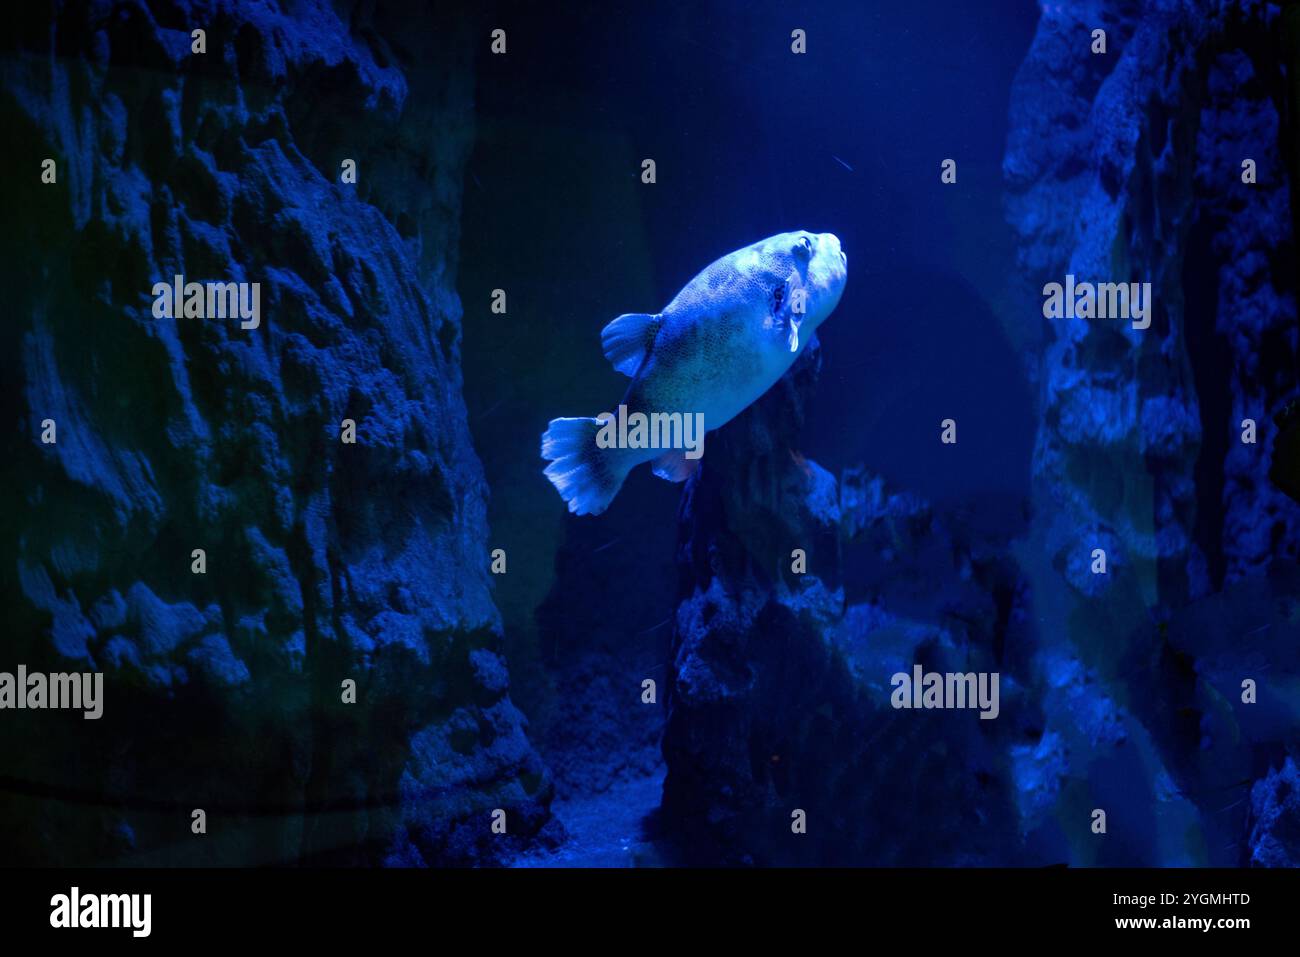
[4,0,1297,870]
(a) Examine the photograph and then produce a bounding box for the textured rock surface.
[1250,756,1300,867]
[0,0,550,865]
[1005,0,1299,594]
[1003,0,1300,865]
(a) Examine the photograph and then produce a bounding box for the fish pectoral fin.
[650,448,701,483]
[601,312,661,377]
[774,270,805,353]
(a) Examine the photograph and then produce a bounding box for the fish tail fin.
[541,417,632,516]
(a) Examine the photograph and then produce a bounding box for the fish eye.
[793,236,813,261]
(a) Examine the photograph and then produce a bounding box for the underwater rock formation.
[1003,0,1300,864]
[661,342,1028,865]
[0,0,550,865]
[1249,756,1300,867]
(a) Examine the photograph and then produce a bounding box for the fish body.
[542,230,847,515]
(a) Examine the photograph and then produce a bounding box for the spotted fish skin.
[542,230,847,515]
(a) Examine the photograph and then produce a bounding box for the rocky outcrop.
[661,342,1027,865]
[1003,0,1299,864]
[0,0,550,865]
[1250,756,1300,867]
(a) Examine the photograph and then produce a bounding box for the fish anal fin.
[601,312,660,377]
[651,448,701,483]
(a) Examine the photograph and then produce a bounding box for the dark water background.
[6,0,1295,870]
[459,0,1040,732]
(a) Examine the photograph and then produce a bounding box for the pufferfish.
[541,230,848,515]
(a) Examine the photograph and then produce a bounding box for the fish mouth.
[819,232,845,267]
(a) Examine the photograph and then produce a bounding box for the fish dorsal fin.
[601,312,661,377]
